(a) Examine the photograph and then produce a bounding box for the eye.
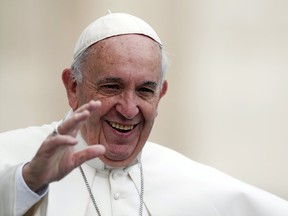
[137,87,156,99]
[99,84,122,95]
[103,84,120,89]
[139,87,154,93]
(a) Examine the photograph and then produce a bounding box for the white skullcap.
[73,12,162,59]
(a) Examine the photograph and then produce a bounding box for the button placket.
[112,171,124,180]
[110,170,126,201]
[110,166,147,215]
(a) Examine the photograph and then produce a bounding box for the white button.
[112,171,124,179]
[114,193,120,200]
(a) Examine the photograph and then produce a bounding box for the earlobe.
[62,68,78,110]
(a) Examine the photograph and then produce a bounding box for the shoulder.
[0,121,60,145]
[142,142,209,172]
[142,142,288,215]
[142,142,262,195]
[0,121,61,164]
[142,142,253,186]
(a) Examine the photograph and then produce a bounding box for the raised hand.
[22,100,105,192]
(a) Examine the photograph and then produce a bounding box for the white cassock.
[0,121,288,216]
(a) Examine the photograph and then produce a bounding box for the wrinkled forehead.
[77,34,163,85]
[74,12,162,60]
[83,34,162,72]
[88,34,161,55]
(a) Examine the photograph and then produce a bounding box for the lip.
[105,120,138,138]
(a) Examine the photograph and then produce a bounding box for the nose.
[115,92,139,120]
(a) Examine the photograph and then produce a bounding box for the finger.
[73,145,106,167]
[40,135,77,155]
[57,111,89,135]
[74,100,102,114]
[57,101,102,135]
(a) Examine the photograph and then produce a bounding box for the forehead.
[82,34,162,80]
[87,34,161,63]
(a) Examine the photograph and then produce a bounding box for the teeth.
[110,122,134,131]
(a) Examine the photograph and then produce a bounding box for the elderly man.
[0,12,288,216]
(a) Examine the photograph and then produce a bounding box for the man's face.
[70,34,167,167]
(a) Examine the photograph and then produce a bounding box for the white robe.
[1,122,288,216]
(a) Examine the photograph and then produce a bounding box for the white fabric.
[16,163,48,216]
[73,12,162,59]
[75,133,150,216]
[83,163,150,216]
[1,121,288,215]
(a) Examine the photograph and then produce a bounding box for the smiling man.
[1,12,288,216]
[63,34,166,168]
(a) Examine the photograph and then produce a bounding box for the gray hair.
[71,43,169,85]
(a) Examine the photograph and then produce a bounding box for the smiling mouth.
[108,121,135,133]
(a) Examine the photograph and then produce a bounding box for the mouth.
[107,121,136,133]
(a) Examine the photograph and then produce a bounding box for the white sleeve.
[15,163,48,216]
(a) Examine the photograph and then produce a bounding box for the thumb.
[73,145,106,167]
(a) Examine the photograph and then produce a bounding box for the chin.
[99,154,139,168]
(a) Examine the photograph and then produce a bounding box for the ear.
[62,68,79,110]
[160,80,168,99]
[155,80,168,118]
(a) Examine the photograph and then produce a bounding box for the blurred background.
[1,0,288,200]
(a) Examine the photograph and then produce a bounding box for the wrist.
[22,163,48,193]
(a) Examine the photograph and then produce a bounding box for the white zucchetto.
[73,12,162,59]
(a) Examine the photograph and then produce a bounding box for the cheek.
[142,102,159,123]
[76,83,106,105]
[76,88,92,107]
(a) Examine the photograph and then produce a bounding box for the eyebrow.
[141,81,158,89]
[97,77,158,88]
[96,77,123,85]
